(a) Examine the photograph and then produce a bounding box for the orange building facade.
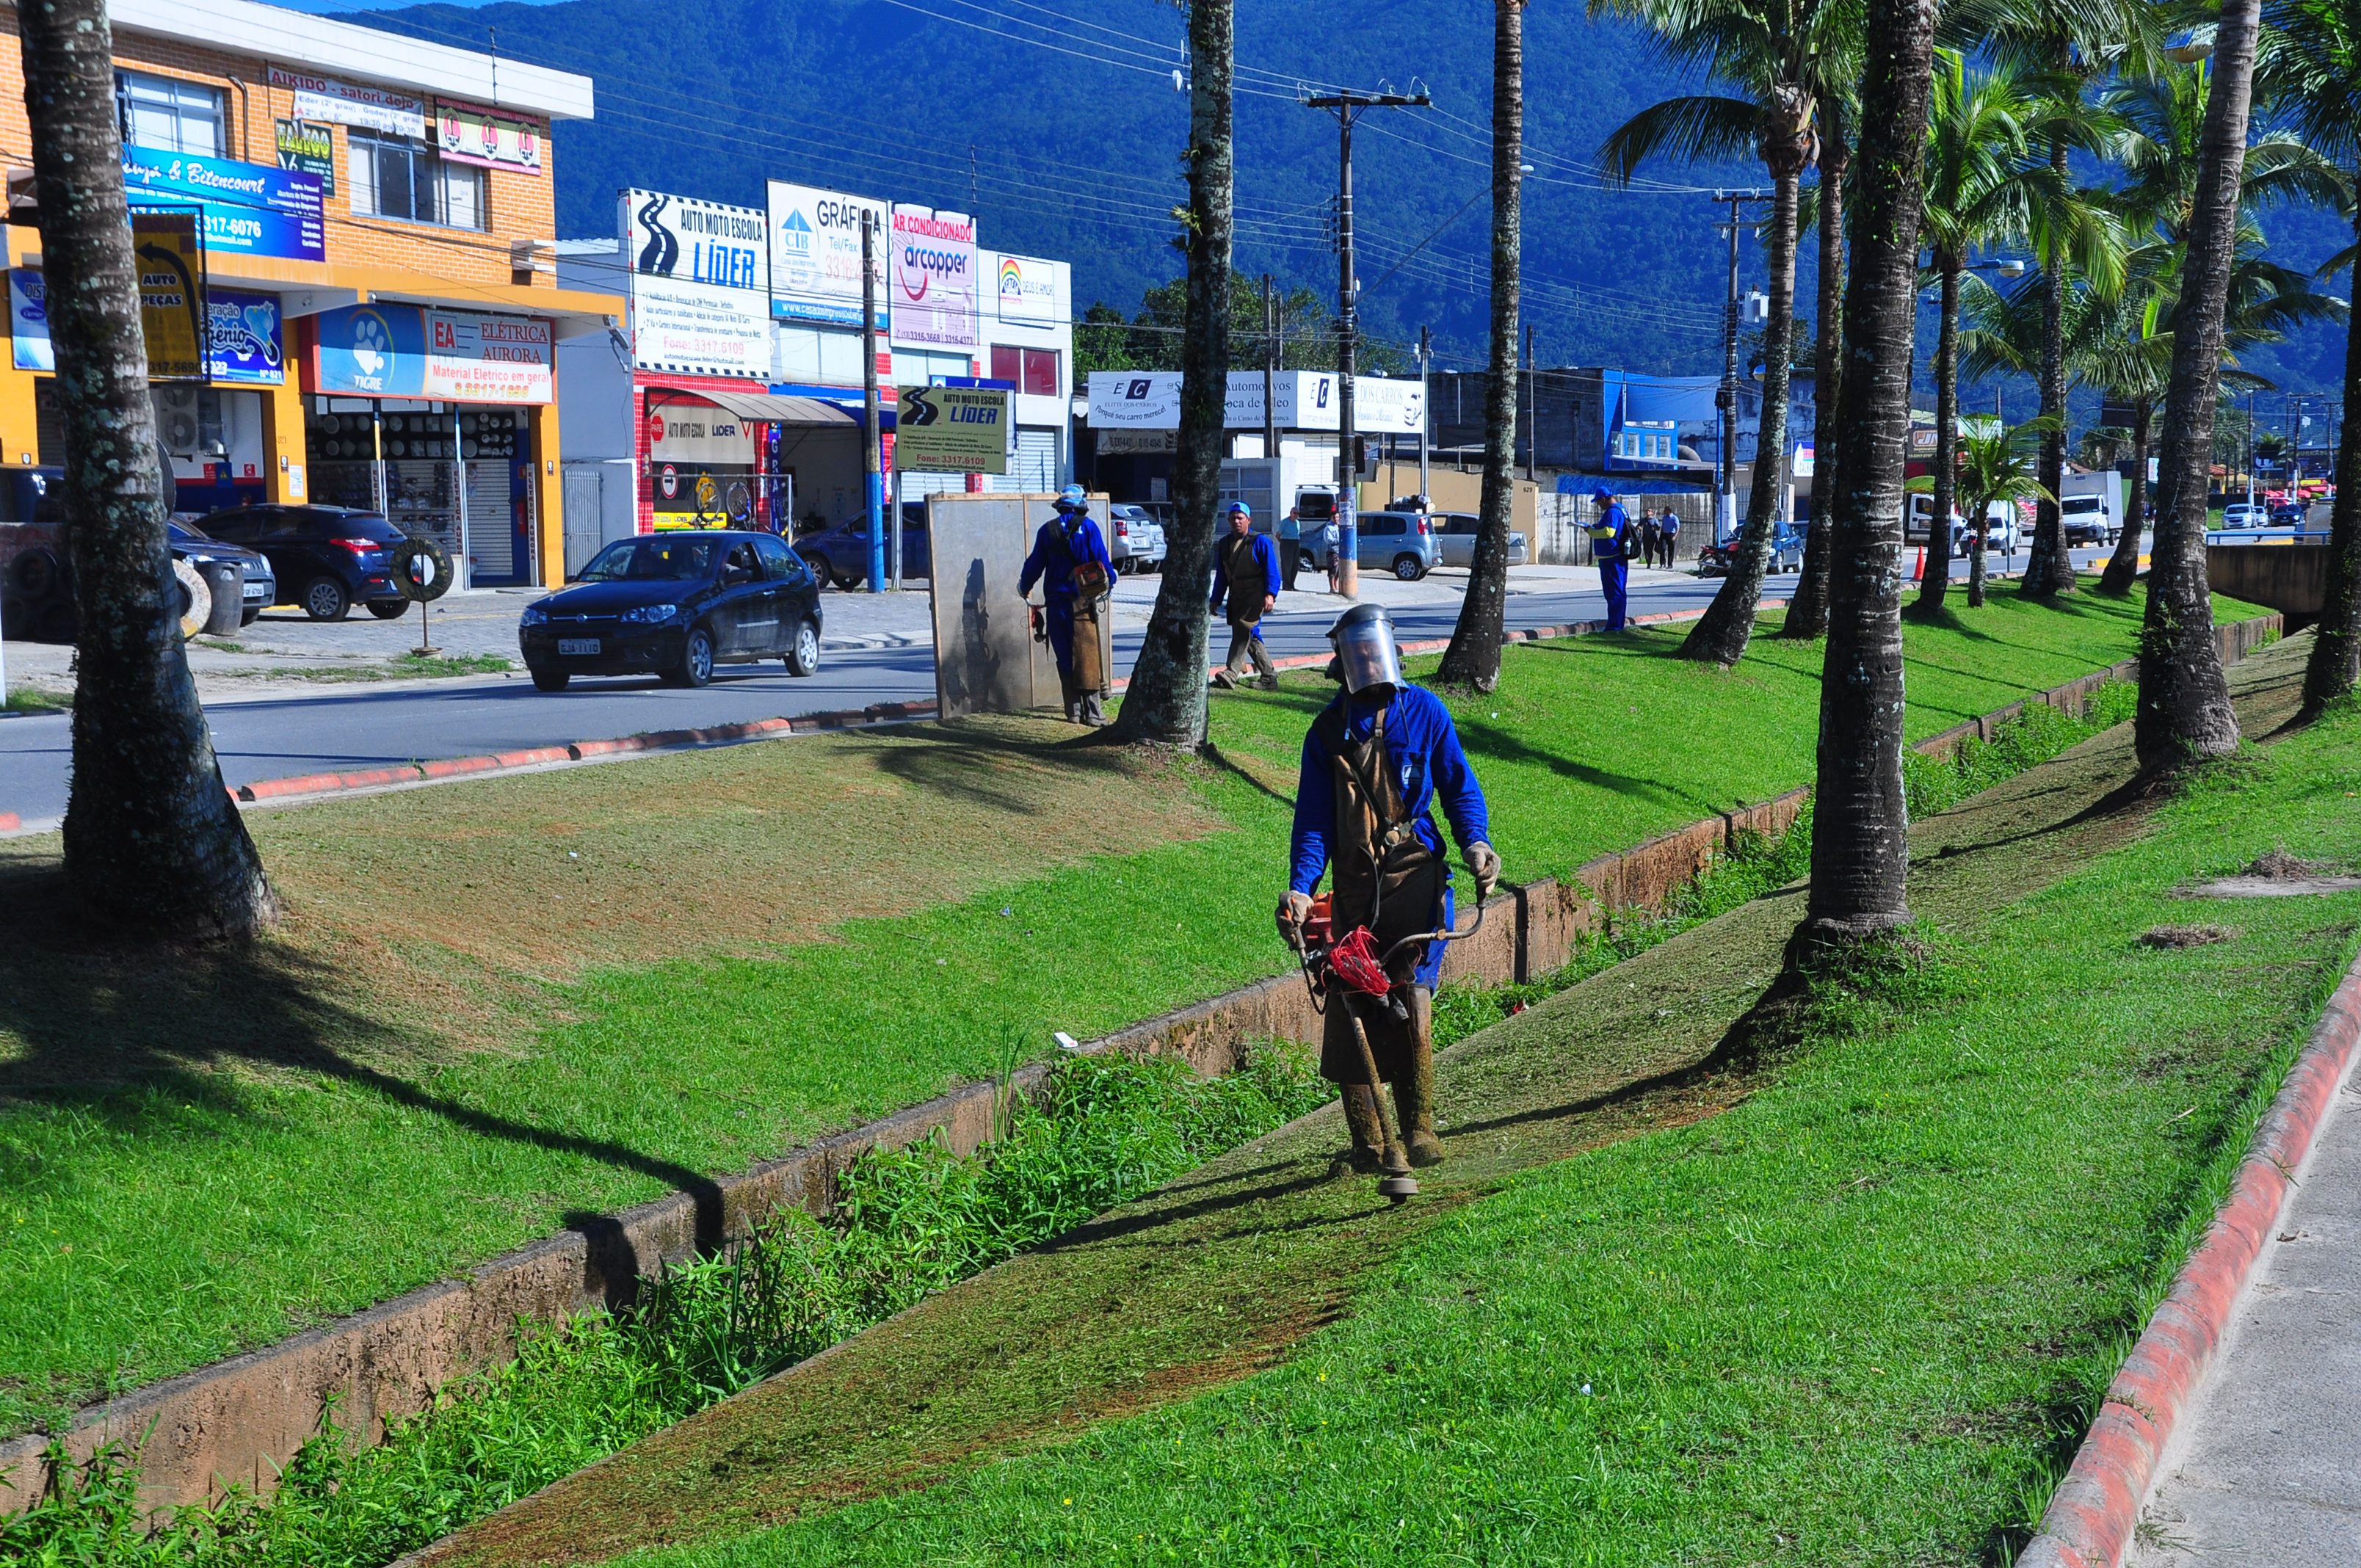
[0,0,621,587]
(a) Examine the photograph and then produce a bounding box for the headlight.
[620,603,680,625]
[521,606,549,627]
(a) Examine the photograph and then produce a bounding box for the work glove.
[1465,841,1502,901]
[1277,890,1316,945]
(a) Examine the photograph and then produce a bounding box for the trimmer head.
[1377,1172,1421,1203]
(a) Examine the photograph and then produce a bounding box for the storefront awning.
[680,388,860,427]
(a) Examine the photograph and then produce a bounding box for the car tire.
[240,606,262,626]
[797,551,830,587]
[1393,554,1425,583]
[833,570,862,592]
[12,548,57,599]
[666,624,716,688]
[366,600,408,620]
[530,667,570,692]
[302,576,350,621]
[785,617,821,677]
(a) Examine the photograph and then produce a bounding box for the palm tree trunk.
[1783,88,1848,642]
[1681,162,1800,666]
[1109,0,1232,747]
[1439,0,1523,692]
[1798,0,1937,955]
[1969,517,1990,606]
[26,0,275,940]
[2097,397,2150,596]
[2023,128,2075,599]
[2136,0,2255,772]
[2305,195,2361,708]
[1910,261,1962,619]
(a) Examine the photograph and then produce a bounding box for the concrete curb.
[2019,945,2361,1568]
[0,612,2278,1520]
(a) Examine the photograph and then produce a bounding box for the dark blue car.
[518,530,823,692]
[795,504,929,589]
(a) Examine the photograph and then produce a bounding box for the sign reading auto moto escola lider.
[623,189,770,377]
[889,204,977,350]
[895,385,1007,474]
[766,180,887,328]
[122,148,324,263]
[312,304,553,404]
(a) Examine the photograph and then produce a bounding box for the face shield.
[1329,604,1403,696]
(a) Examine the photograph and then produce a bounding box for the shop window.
[347,132,488,231]
[117,72,223,156]
[1022,349,1060,399]
[988,345,1021,385]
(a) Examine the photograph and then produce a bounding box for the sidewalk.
[2133,1056,2361,1565]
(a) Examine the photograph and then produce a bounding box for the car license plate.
[558,638,600,656]
[243,583,266,598]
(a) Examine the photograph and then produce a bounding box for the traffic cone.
[1911,548,1926,582]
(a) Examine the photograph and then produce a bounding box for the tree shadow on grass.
[866,716,1156,821]
[0,855,731,1296]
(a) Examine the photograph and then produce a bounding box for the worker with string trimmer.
[1279,604,1501,1185]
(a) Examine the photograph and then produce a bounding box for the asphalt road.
[0,543,2119,829]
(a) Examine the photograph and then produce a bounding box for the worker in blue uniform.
[1279,604,1501,1172]
[1209,500,1283,690]
[1019,485,1115,725]
[1588,487,1634,632]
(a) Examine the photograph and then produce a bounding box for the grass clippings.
[2140,924,2240,950]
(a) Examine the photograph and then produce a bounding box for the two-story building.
[0,0,620,589]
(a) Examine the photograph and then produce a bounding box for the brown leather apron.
[1069,592,1106,693]
[1317,700,1444,1084]
[1219,533,1267,625]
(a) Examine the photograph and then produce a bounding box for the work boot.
[1211,667,1238,689]
[1081,692,1111,727]
[1394,990,1446,1168]
[1332,1083,1385,1177]
[1258,674,1280,692]
[1063,699,1083,724]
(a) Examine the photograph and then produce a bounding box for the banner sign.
[1084,370,1421,432]
[435,100,543,175]
[889,204,977,350]
[993,252,1056,327]
[894,385,1007,474]
[646,405,755,466]
[10,272,51,372]
[1086,370,1181,428]
[266,66,427,138]
[273,119,336,194]
[766,179,886,328]
[313,304,553,404]
[623,189,771,377]
[206,289,284,385]
[122,148,324,263]
[133,211,207,381]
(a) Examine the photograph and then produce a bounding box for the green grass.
[240,652,515,682]
[0,687,68,714]
[602,647,2361,1568]
[0,587,2252,1440]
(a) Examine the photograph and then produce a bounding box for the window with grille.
[347,132,488,230]
[118,72,223,156]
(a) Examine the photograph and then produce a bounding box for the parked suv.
[195,504,410,621]
[1433,512,1528,569]
[1332,510,1439,581]
[1106,504,1167,573]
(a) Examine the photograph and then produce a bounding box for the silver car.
[1106,504,1167,573]
[1433,512,1528,568]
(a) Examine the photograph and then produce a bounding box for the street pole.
[1717,194,1741,545]
[2247,391,2256,511]
[1523,320,1535,482]
[1263,273,1278,496]
[1308,85,1429,599]
[1418,323,1431,500]
[861,208,886,594]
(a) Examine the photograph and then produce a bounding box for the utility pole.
[861,208,886,592]
[1523,320,1535,482]
[1263,273,1278,490]
[1308,84,1430,598]
[1711,190,1769,545]
[1417,323,1431,501]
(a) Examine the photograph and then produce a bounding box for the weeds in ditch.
[0,1049,1327,1568]
[1904,680,2136,821]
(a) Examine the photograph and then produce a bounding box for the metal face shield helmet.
[1329,603,1403,696]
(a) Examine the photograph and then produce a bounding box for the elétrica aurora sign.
[313,304,553,404]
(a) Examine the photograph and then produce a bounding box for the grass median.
[451,630,2353,1568]
[0,587,2249,1440]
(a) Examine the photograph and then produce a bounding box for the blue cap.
[1592,486,1612,504]
[1226,500,1252,519]
[1057,484,1087,509]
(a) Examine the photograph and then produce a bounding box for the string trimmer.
[1280,892,1487,1204]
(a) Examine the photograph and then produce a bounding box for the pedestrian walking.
[1586,487,1634,632]
[1278,604,1499,1174]
[1210,500,1282,690]
[1638,508,1664,570]
[1018,484,1115,725]
[1661,507,1681,567]
[1280,505,1302,590]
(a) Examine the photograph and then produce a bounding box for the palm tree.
[2263,0,2361,707]
[1108,0,1233,748]
[20,0,276,938]
[1908,51,2036,621]
[1781,78,1854,642]
[1439,0,1525,692]
[2139,0,2266,773]
[1597,0,1853,667]
[1951,416,2057,607]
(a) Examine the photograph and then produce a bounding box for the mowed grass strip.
[558,648,2357,1566]
[0,589,2242,1438]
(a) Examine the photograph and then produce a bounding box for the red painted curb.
[2019,951,2361,1568]
[0,813,18,833]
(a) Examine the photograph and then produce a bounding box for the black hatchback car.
[518,530,823,692]
[195,504,409,621]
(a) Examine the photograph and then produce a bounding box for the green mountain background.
[332,0,2347,407]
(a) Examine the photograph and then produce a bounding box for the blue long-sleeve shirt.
[1210,531,1282,613]
[1019,513,1112,605]
[1588,503,1633,564]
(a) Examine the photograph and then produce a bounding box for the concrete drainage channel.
[0,614,2284,1528]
